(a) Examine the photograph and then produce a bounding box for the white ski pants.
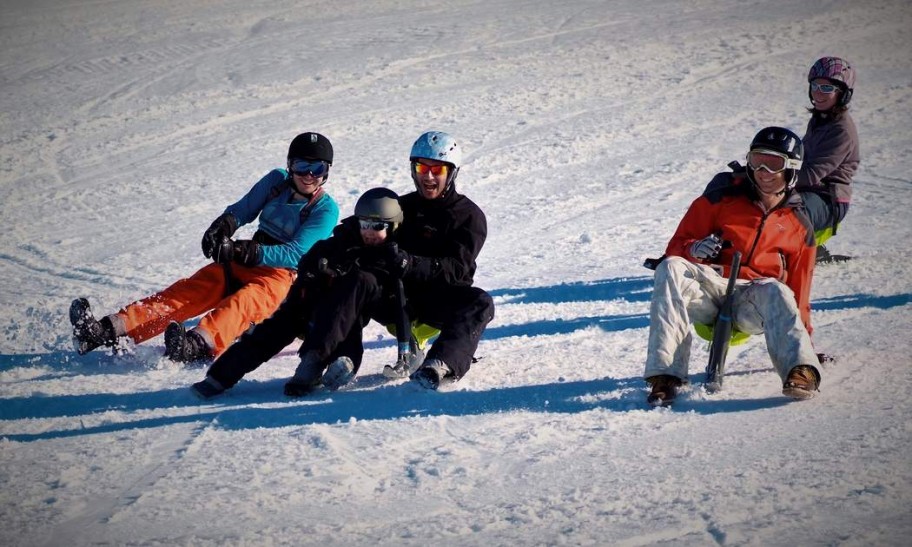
[644,256,818,382]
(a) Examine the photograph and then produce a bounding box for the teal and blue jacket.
[224,169,339,269]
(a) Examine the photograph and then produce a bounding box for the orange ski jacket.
[664,176,817,332]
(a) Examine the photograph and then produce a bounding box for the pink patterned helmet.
[808,57,855,106]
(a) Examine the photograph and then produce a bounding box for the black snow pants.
[300,270,495,379]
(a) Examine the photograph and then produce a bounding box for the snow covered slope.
[2,0,911,544]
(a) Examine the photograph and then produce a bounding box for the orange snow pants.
[116,262,295,356]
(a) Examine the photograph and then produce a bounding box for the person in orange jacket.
[644,127,821,406]
[69,132,340,362]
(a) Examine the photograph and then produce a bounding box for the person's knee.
[746,281,798,319]
[654,255,689,285]
[475,289,495,318]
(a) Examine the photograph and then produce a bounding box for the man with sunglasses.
[386,130,494,390]
[796,56,859,263]
[70,132,339,363]
[644,127,821,406]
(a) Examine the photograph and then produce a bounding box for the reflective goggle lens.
[413,162,448,176]
[290,159,329,178]
[810,82,838,94]
[747,151,789,173]
[358,219,388,231]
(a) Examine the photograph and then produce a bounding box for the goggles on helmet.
[358,219,389,232]
[412,162,448,176]
[810,82,839,94]
[290,159,329,178]
[746,149,802,174]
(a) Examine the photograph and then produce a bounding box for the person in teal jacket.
[69,132,340,362]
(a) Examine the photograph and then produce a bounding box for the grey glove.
[690,234,723,260]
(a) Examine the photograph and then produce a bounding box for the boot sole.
[647,394,674,407]
[284,382,321,397]
[783,386,817,400]
[69,298,91,326]
[69,298,99,355]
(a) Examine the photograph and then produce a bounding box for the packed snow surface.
[2,0,911,545]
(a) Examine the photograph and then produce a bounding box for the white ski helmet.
[409,131,462,193]
[409,131,462,167]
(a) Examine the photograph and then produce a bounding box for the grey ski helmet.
[807,56,855,107]
[354,187,403,232]
[409,131,461,192]
[746,126,804,191]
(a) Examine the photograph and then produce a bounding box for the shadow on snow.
[0,373,794,442]
[1,276,909,441]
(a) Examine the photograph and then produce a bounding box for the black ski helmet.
[354,187,403,232]
[288,132,333,165]
[746,126,804,191]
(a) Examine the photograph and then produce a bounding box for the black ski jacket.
[396,182,487,288]
[296,216,401,285]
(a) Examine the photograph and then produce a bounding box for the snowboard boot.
[284,350,324,397]
[70,298,117,354]
[164,322,213,363]
[646,375,682,407]
[322,356,356,391]
[383,344,426,379]
[782,365,820,400]
[190,376,226,400]
[410,358,452,390]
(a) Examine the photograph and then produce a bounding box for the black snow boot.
[70,298,117,354]
[164,321,213,363]
[190,376,226,400]
[284,350,324,397]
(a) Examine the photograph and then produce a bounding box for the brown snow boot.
[782,365,820,400]
[646,374,682,407]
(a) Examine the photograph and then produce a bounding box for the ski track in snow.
[2,0,912,545]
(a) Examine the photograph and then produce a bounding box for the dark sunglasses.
[290,159,329,178]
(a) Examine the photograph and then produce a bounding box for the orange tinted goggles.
[413,162,448,176]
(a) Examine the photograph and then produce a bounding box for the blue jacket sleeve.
[223,169,287,226]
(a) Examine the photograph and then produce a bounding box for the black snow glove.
[212,238,235,264]
[202,214,239,259]
[212,238,260,266]
[231,239,261,267]
[372,245,411,279]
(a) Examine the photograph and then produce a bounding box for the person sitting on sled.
[644,127,820,406]
[796,56,860,263]
[70,132,339,363]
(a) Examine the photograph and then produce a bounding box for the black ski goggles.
[290,159,329,178]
